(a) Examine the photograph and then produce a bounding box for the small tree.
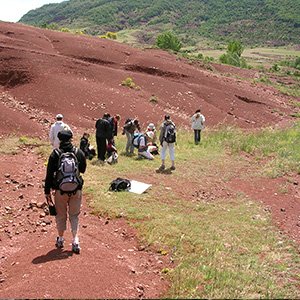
[156,32,182,52]
[219,40,247,68]
[227,40,244,57]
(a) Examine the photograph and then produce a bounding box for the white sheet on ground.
[129,180,152,194]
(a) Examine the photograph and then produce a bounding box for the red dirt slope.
[0,21,297,138]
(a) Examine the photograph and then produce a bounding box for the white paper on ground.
[129,180,152,194]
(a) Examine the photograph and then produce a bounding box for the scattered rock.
[4,174,10,178]
[281,208,286,212]
[30,200,37,208]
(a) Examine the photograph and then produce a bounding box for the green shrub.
[106,31,117,39]
[149,95,158,104]
[121,77,139,89]
[156,31,182,52]
[219,40,247,68]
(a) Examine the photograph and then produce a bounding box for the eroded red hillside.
[0,21,297,138]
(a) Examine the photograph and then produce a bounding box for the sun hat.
[147,123,155,130]
[56,114,63,120]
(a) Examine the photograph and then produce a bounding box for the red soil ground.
[0,21,299,298]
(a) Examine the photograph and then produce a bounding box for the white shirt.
[191,113,205,130]
[49,121,72,149]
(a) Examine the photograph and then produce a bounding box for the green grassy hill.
[19,0,300,46]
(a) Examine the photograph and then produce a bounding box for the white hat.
[146,131,154,139]
[147,123,155,130]
[56,114,63,119]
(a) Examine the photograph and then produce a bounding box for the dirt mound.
[0,22,297,139]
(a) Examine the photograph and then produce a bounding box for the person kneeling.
[132,133,154,160]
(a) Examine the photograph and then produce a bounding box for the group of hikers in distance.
[45,109,205,254]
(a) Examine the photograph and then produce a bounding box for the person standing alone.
[49,114,72,149]
[191,109,205,145]
[158,115,176,171]
[44,130,86,254]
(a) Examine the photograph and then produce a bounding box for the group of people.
[44,109,205,254]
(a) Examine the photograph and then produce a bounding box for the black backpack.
[164,123,176,143]
[109,178,131,192]
[55,148,80,193]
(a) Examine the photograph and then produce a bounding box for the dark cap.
[57,130,73,142]
[164,114,170,121]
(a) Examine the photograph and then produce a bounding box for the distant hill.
[19,0,300,46]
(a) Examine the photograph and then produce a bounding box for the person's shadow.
[32,248,73,264]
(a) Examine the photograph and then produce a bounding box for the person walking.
[191,109,205,144]
[44,130,86,254]
[158,115,176,171]
[49,114,72,149]
[95,113,111,162]
[122,118,141,155]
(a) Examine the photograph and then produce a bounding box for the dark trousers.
[96,136,107,161]
[194,129,201,144]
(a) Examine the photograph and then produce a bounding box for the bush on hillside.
[219,40,247,68]
[156,32,182,52]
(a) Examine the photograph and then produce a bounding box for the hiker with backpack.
[191,109,205,144]
[95,113,112,163]
[44,129,87,254]
[49,114,72,149]
[158,115,176,171]
[132,132,154,160]
[122,118,141,155]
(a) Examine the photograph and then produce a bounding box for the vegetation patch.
[121,77,140,89]
[85,124,300,298]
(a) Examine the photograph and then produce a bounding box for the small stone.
[41,228,47,233]
[4,174,10,178]
[280,208,286,212]
[19,194,24,199]
[82,224,87,228]
[37,202,46,209]
[30,200,37,208]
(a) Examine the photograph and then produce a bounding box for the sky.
[0,0,66,22]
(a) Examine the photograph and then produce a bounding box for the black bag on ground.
[109,178,131,192]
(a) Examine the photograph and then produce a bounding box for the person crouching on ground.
[44,130,87,254]
[158,115,176,171]
[132,132,154,160]
[146,131,159,155]
[106,138,118,164]
[80,132,96,160]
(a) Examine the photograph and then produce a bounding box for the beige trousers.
[54,190,82,235]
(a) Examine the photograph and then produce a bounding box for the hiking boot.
[170,166,176,171]
[158,165,165,171]
[72,242,80,254]
[55,237,64,249]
